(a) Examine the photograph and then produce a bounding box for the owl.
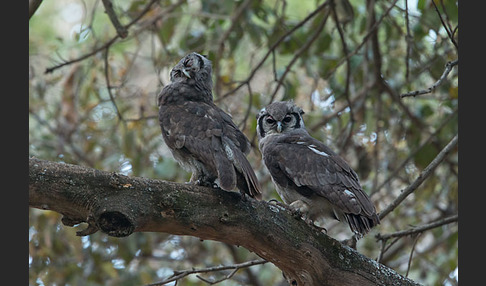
[157,52,262,199]
[256,101,379,237]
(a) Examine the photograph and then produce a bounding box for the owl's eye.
[283,115,292,123]
[266,117,275,124]
[183,58,192,67]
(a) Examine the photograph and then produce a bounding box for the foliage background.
[29,0,458,285]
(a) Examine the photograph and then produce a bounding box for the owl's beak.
[276,121,282,133]
[182,68,191,78]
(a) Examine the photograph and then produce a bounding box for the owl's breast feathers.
[261,131,379,234]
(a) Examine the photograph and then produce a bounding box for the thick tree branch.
[29,157,420,286]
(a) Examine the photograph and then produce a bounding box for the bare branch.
[29,0,43,20]
[431,0,458,50]
[267,9,330,104]
[103,48,124,121]
[101,0,128,38]
[44,0,164,74]
[147,259,267,286]
[376,214,458,241]
[400,60,458,98]
[213,0,254,97]
[379,134,458,220]
[216,0,330,102]
[323,0,400,80]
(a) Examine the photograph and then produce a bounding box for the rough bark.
[29,157,420,286]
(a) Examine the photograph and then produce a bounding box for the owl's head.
[170,52,213,90]
[256,101,305,139]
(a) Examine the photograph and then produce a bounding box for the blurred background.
[29,0,458,285]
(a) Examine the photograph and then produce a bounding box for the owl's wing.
[159,100,261,198]
[160,100,233,173]
[218,109,251,154]
[266,134,377,218]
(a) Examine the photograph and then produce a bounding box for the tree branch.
[29,0,43,20]
[378,134,458,220]
[376,214,458,241]
[147,259,267,286]
[101,0,128,38]
[29,157,420,286]
[44,0,165,74]
[400,60,458,98]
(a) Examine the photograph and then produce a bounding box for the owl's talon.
[291,208,303,219]
[268,199,291,210]
[311,223,327,233]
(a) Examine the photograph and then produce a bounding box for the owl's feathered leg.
[289,200,327,233]
[189,172,219,189]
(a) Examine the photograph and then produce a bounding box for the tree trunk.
[29,157,420,286]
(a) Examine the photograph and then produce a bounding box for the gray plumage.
[158,52,262,199]
[256,101,379,237]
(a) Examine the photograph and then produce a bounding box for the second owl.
[257,101,379,237]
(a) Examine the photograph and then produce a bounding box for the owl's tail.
[220,140,262,200]
[344,212,380,238]
[235,155,263,200]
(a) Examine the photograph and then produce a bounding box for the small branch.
[376,214,458,241]
[213,0,253,97]
[370,108,458,197]
[379,134,458,220]
[405,233,421,277]
[431,0,458,50]
[268,8,330,104]
[147,259,267,286]
[103,48,124,121]
[101,0,128,38]
[400,60,458,98]
[323,0,399,79]
[404,0,412,82]
[330,0,354,149]
[45,0,162,74]
[216,0,330,102]
[29,0,43,20]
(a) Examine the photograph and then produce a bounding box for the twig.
[267,9,330,104]
[323,0,400,80]
[146,259,268,286]
[45,0,161,74]
[404,0,412,82]
[29,0,43,20]
[213,0,253,97]
[405,233,421,277]
[330,0,354,149]
[101,0,128,38]
[370,108,458,197]
[216,0,330,102]
[376,214,458,241]
[103,48,124,121]
[378,134,458,220]
[431,0,458,50]
[400,60,458,98]
[238,83,254,132]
